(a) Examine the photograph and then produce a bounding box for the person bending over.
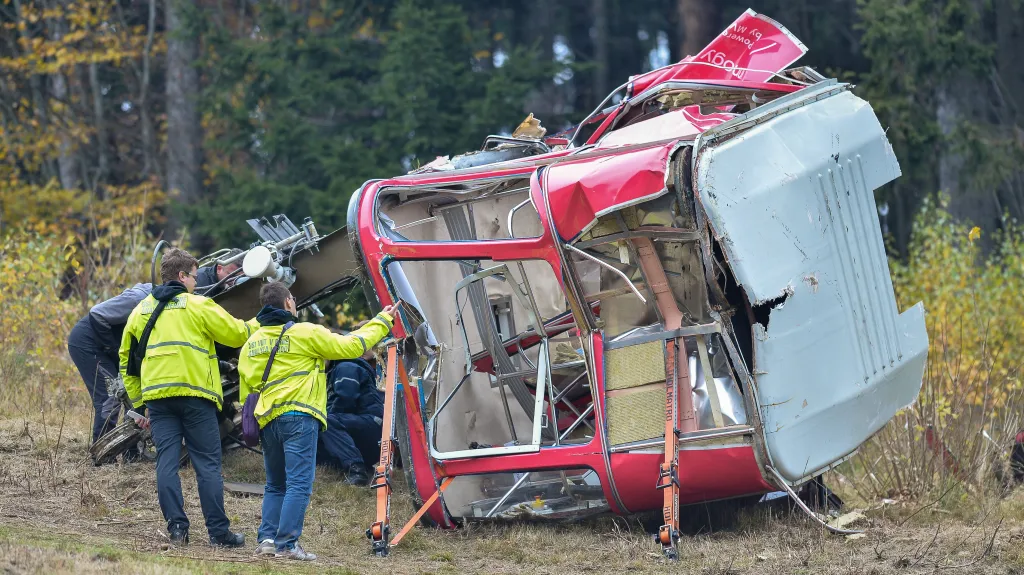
[195,248,244,297]
[68,282,152,446]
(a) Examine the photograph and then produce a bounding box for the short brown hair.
[161,248,198,284]
[260,282,292,310]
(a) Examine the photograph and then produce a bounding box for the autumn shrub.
[0,233,82,420]
[843,196,1024,503]
[0,183,161,430]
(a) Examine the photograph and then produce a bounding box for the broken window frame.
[448,467,610,520]
[374,175,543,243]
[380,257,594,461]
[566,223,750,436]
[609,82,801,135]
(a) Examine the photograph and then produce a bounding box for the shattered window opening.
[444,467,609,522]
[612,85,794,133]
[376,176,542,243]
[384,258,594,463]
[570,199,712,336]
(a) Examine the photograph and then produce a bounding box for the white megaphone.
[242,245,296,287]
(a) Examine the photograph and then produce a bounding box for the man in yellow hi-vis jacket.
[239,282,395,561]
[118,248,255,548]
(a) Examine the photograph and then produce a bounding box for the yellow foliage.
[848,195,1024,499]
[0,233,82,414]
[890,195,1024,413]
[0,182,162,417]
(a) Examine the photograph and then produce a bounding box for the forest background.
[1,0,1024,510]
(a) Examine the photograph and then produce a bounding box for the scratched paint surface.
[695,86,928,482]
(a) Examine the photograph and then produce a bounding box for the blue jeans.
[147,396,230,537]
[259,414,319,550]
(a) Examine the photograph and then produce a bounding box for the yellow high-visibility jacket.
[119,291,256,410]
[238,311,393,429]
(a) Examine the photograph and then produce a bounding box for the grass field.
[0,415,1021,575]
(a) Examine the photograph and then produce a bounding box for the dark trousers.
[147,396,230,537]
[317,413,382,470]
[67,321,120,442]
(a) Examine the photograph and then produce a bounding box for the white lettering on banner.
[700,50,744,79]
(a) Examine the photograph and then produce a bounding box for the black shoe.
[210,531,245,548]
[168,525,189,546]
[345,463,370,486]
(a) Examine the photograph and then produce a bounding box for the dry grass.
[0,410,1022,574]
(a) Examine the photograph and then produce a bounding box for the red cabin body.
[344,9,928,556]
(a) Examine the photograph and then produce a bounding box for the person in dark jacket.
[317,355,384,485]
[67,282,153,443]
[195,248,244,297]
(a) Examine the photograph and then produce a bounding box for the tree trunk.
[14,0,56,184]
[995,0,1023,120]
[568,0,596,116]
[46,0,79,189]
[592,0,609,100]
[88,62,107,190]
[676,0,718,57]
[140,0,158,179]
[165,0,203,235]
[51,71,79,190]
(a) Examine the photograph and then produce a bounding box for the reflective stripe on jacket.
[118,292,256,410]
[237,312,393,430]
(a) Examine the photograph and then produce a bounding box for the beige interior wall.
[382,196,569,515]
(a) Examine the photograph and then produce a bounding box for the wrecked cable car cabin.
[346,10,929,559]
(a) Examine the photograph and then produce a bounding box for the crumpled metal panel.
[695,87,928,482]
[544,143,673,241]
[627,9,806,99]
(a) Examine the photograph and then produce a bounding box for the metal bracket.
[766,466,863,536]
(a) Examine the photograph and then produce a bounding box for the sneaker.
[209,530,245,548]
[276,543,317,561]
[255,538,276,556]
[345,463,370,486]
[168,525,189,546]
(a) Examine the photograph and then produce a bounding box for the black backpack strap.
[261,321,295,387]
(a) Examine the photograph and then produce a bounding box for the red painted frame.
[352,79,797,527]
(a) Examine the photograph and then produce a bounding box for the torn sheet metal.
[690,337,747,429]
[596,109,702,148]
[694,84,928,482]
[544,143,673,241]
[627,9,807,99]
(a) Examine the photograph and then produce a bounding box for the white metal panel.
[695,88,928,482]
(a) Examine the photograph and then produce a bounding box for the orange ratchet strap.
[367,344,399,556]
[656,337,684,560]
[367,342,450,556]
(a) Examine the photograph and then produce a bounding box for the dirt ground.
[0,416,1021,575]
